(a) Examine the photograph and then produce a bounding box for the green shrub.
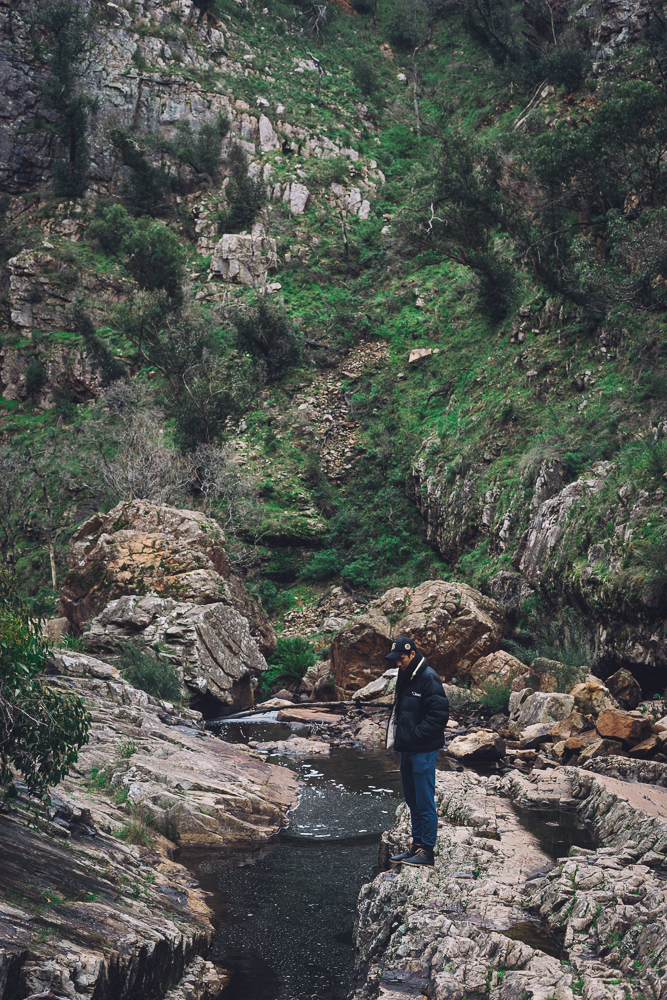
[301,548,342,581]
[353,58,378,96]
[170,114,230,177]
[251,580,295,614]
[233,298,301,381]
[116,806,151,846]
[25,361,47,397]
[0,570,90,794]
[502,609,592,691]
[478,680,511,715]
[117,644,183,703]
[341,556,377,590]
[90,205,185,300]
[223,144,267,232]
[115,739,137,760]
[258,637,316,696]
[387,14,421,48]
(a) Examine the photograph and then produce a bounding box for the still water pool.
[181,726,403,1000]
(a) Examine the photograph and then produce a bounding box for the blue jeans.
[399,750,439,848]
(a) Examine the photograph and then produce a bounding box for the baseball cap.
[385,636,416,660]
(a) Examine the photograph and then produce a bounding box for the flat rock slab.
[277,707,344,724]
[250,736,331,755]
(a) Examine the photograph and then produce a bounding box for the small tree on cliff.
[0,571,90,795]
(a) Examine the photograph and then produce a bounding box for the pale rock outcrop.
[60,501,276,657]
[289,181,310,214]
[509,688,575,726]
[210,232,278,286]
[353,667,399,702]
[84,595,268,710]
[258,113,279,151]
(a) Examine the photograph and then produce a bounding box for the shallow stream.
[181,715,594,1000]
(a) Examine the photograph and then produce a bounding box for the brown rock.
[564,730,601,752]
[331,579,504,691]
[605,668,642,710]
[42,616,69,643]
[277,707,344,724]
[628,735,659,758]
[570,681,619,718]
[578,737,624,761]
[551,712,593,741]
[530,657,585,693]
[469,649,527,692]
[596,708,652,747]
[330,611,392,691]
[60,501,276,656]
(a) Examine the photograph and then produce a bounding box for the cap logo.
[391,642,396,650]
[405,643,411,650]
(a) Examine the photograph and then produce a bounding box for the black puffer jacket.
[391,654,449,753]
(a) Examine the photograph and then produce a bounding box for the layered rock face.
[0,654,298,1000]
[357,765,667,1000]
[331,580,504,692]
[410,450,667,676]
[49,649,299,844]
[60,500,276,657]
[84,595,267,711]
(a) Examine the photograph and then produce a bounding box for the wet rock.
[210,232,278,286]
[250,736,330,755]
[595,708,652,747]
[447,730,506,761]
[354,719,386,744]
[570,681,619,718]
[60,501,276,657]
[84,595,268,712]
[551,712,593,741]
[509,689,575,726]
[164,957,230,1000]
[353,667,398,702]
[605,668,642,710]
[468,649,527,692]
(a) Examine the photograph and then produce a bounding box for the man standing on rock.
[385,636,449,869]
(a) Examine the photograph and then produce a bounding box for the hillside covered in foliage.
[1,0,666,686]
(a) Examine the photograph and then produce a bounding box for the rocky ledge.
[355,763,667,1000]
[0,652,299,999]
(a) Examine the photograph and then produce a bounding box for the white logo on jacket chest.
[410,691,422,697]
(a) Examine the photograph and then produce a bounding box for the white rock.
[358,199,371,219]
[276,104,285,115]
[258,114,279,152]
[397,73,407,82]
[290,182,309,214]
[210,233,278,286]
[256,96,269,106]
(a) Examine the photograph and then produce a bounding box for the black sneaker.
[390,842,421,863]
[401,846,435,868]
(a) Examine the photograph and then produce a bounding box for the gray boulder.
[85,594,267,711]
[509,689,575,727]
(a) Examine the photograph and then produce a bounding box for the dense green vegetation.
[0,570,90,793]
[1,0,666,660]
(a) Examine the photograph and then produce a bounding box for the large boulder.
[331,580,504,692]
[595,708,652,747]
[469,649,527,693]
[330,611,392,691]
[352,667,399,702]
[509,689,575,727]
[447,730,506,762]
[605,668,642,710]
[60,501,276,657]
[84,594,268,712]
